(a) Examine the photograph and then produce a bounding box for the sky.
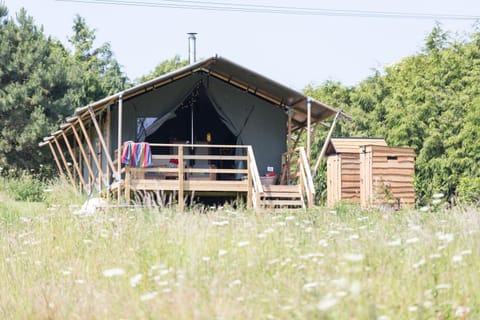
[3,0,480,90]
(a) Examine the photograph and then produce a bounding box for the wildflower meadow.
[0,189,479,319]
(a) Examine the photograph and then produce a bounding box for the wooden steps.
[260,185,305,209]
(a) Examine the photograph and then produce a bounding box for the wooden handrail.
[128,167,248,175]
[299,147,315,207]
[148,143,250,149]
[183,155,248,161]
[151,154,248,161]
[247,146,263,194]
[281,149,300,185]
[247,146,263,208]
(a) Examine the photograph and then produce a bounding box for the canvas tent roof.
[71,56,346,131]
[325,137,387,155]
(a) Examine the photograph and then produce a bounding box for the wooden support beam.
[48,140,67,184]
[125,166,131,204]
[117,95,123,203]
[299,147,315,208]
[313,112,341,176]
[77,116,104,190]
[53,136,77,191]
[247,153,252,209]
[87,106,117,179]
[307,98,312,161]
[62,131,87,191]
[293,128,304,150]
[71,124,96,188]
[178,145,184,213]
[208,70,283,107]
[284,108,293,185]
[105,105,111,202]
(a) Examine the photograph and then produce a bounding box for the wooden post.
[299,147,315,208]
[299,157,305,204]
[178,145,184,212]
[71,124,96,189]
[293,128,304,150]
[117,95,123,203]
[125,166,131,204]
[286,108,292,184]
[247,146,263,208]
[313,112,341,176]
[105,105,111,201]
[247,151,252,209]
[48,140,67,184]
[87,107,117,178]
[62,131,87,191]
[306,98,312,162]
[77,116,104,190]
[53,136,77,191]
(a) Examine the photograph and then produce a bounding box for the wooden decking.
[261,185,305,208]
[129,179,249,192]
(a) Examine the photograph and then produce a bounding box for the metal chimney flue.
[188,33,197,64]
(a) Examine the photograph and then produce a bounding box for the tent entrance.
[144,83,236,146]
[144,83,238,179]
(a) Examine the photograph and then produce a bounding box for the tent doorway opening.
[144,83,238,180]
[144,83,236,146]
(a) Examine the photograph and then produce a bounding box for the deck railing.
[121,143,262,210]
[298,147,315,208]
[247,145,263,208]
[281,147,315,207]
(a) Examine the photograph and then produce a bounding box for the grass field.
[1,189,479,319]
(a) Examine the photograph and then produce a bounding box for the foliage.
[457,176,480,205]
[2,171,46,202]
[0,6,76,170]
[69,15,127,105]
[307,26,480,205]
[137,54,188,83]
[0,202,479,318]
[0,5,126,172]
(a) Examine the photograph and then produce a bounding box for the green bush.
[5,173,46,202]
[457,177,480,205]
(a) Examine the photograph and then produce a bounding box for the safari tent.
[40,56,345,210]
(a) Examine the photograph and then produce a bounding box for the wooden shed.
[326,137,415,208]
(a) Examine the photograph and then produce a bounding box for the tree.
[307,26,480,205]
[0,6,78,170]
[138,55,188,83]
[69,15,127,105]
[0,7,127,172]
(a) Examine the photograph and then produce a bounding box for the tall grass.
[0,193,479,319]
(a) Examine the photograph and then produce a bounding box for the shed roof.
[325,137,387,155]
